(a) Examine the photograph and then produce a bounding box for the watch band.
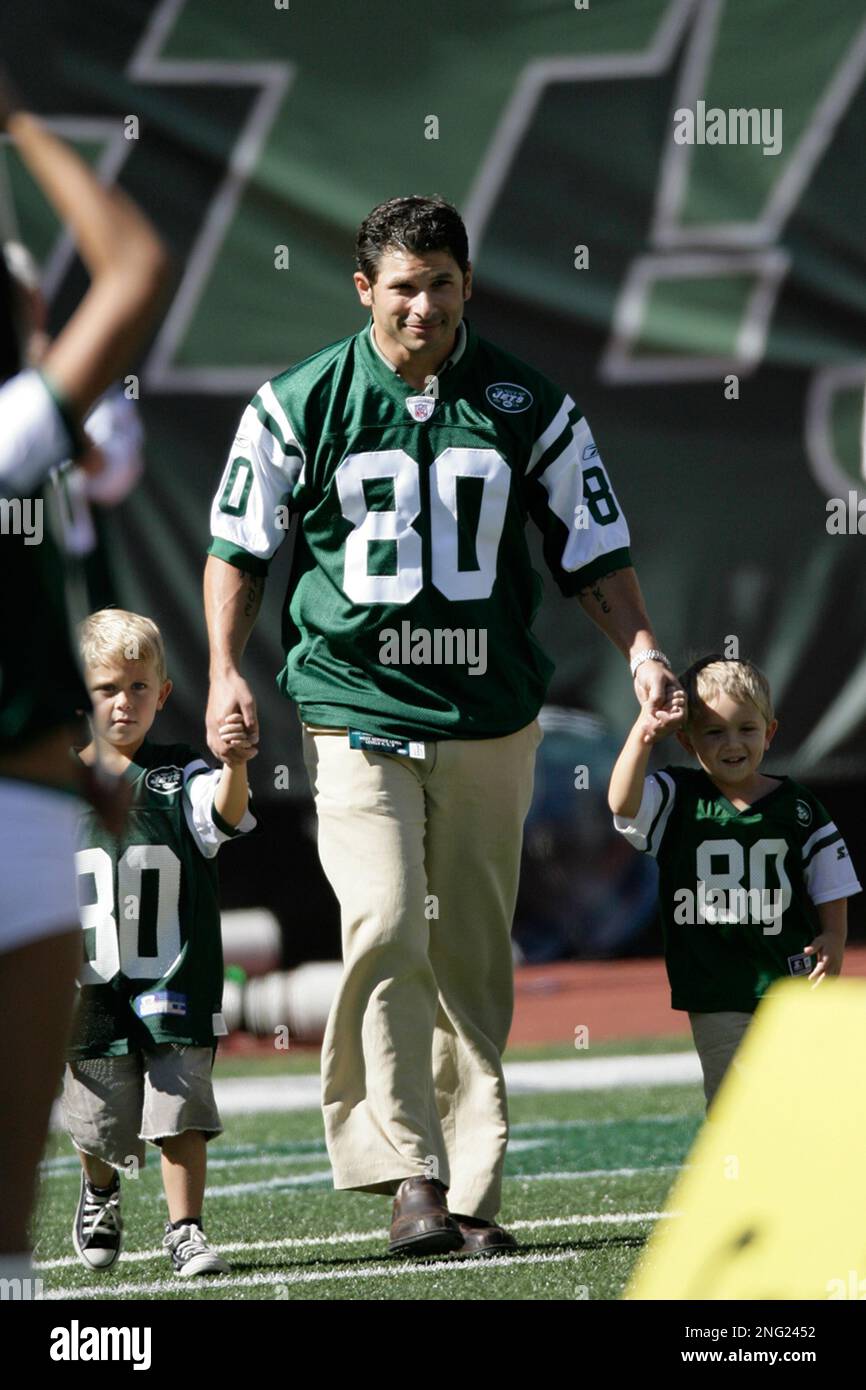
[630,648,672,678]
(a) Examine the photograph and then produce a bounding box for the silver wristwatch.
[630,648,672,678]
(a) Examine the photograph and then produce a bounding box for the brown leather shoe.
[452,1214,518,1256]
[388,1177,463,1256]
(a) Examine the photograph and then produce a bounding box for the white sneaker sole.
[72,1216,121,1272]
[174,1253,230,1277]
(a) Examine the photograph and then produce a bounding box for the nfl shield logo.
[405,395,436,423]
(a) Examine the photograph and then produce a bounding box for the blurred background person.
[4,237,145,613]
[0,77,168,1285]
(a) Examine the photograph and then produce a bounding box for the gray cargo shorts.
[62,1044,223,1169]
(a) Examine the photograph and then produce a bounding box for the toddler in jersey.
[62,609,256,1276]
[608,654,860,1108]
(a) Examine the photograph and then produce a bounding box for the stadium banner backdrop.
[4,0,866,795]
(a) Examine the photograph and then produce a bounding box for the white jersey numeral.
[76,844,182,983]
[336,449,423,604]
[695,837,792,924]
[430,447,509,600]
[336,447,509,604]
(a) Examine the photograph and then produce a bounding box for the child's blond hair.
[79,608,168,684]
[678,654,774,727]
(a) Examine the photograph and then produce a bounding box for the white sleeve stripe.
[211,400,300,561]
[612,773,670,854]
[803,836,860,904]
[646,770,677,858]
[538,438,583,537]
[801,822,838,860]
[258,381,304,460]
[256,426,303,483]
[526,395,575,475]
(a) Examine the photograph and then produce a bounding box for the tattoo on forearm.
[242,573,264,619]
[577,569,620,613]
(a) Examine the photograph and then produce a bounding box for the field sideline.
[34,1037,704,1301]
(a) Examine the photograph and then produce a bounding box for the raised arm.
[2,86,169,420]
[204,554,264,763]
[608,719,655,818]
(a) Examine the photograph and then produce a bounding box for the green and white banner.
[5,0,866,782]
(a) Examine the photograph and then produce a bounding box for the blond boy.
[608,655,860,1107]
[62,609,255,1275]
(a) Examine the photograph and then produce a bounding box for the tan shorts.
[62,1045,223,1169]
[688,1010,754,1110]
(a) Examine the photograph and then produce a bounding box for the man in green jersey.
[609,655,860,1108]
[205,195,681,1254]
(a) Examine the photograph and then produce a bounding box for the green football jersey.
[0,369,89,763]
[615,766,861,1012]
[208,317,631,739]
[68,740,255,1059]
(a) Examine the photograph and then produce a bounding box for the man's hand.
[206,670,259,765]
[634,659,685,740]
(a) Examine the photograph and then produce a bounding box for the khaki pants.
[688,1010,754,1110]
[302,720,542,1220]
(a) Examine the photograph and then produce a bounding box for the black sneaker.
[72,1171,123,1271]
[162,1223,229,1277]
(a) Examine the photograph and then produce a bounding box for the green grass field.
[33,1039,704,1301]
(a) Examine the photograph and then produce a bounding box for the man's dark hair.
[355,195,469,283]
[0,250,21,383]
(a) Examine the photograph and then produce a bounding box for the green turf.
[503,1034,695,1061]
[33,1060,705,1301]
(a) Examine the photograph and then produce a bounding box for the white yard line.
[201,1163,681,1200]
[517,1165,682,1182]
[205,1054,702,1112]
[42,1115,690,1174]
[204,1170,336,1196]
[510,1113,688,1132]
[43,1243,652,1298]
[35,1209,673,1274]
[503,1055,701,1093]
[48,1054,700,1130]
[40,1149,329,1178]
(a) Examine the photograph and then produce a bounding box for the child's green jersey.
[68,741,255,1059]
[614,766,861,1012]
[208,317,631,740]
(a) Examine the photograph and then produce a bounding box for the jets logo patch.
[795,799,812,826]
[145,766,183,795]
[486,382,533,413]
